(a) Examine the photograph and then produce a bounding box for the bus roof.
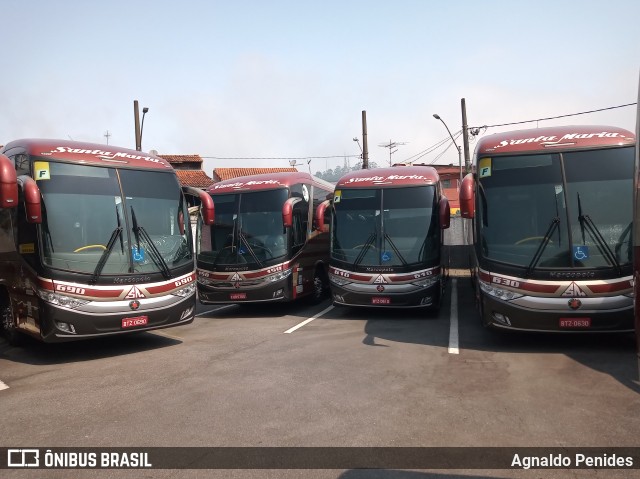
[335,165,439,188]
[207,171,334,194]
[2,139,173,170]
[476,125,635,156]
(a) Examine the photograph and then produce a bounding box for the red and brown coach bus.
[633,81,640,368]
[461,125,635,332]
[196,172,334,304]
[0,139,212,343]
[328,166,450,309]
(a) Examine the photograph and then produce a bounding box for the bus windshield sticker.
[334,190,341,203]
[573,245,589,261]
[479,158,492,178]
[381,251,392,262]
[132,245,145,262]
[555,185,563,195]
[34,161,51,180]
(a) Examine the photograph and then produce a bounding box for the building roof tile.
[213,167,298,182]
[159,154,203,164]
[175,170,214,188]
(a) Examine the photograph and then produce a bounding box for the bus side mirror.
[199,192,214,226]
[315,200,330,232]
[182,187,214,225]
[460,173,475,219]
[282,197,302,228]
[0,154,18,208]
[439,196,450,229]
[18,176,42,223]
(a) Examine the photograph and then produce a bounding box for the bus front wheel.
[1,298,24,346]
[309,268,328,304]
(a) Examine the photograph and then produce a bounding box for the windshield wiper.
[130,206,172,279]
[238,229,264,268]
[89,227,122,285]
[383,232,408,266]
[577,193,621,275]
[479,182,488,227]
[525,217,560,277]
[116,204,125,254]
[354,231,377,267]
[42,205,55,253]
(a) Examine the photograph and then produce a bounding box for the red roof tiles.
[175,170,214,188]
[158,154,203,164]
[213,167,298,182]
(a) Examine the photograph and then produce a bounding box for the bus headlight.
[172,283,196,297]
[329,274,351,286]
[412,276,439,288]
[267,268,292,283]
[36,289,90,310]
[479,280,523,301]
[197,276,215,286]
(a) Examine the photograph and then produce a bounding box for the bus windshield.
[331,185,438,268]
[198,189,289,267]
[478,147,633,270]
[39,162,192,275]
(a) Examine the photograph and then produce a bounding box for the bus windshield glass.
[478,147,633,270]
[331,185,438,267]
[39,162,192,275]
[198,189,289,267]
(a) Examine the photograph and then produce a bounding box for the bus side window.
[292,210,307,254]
[10,154,29,177]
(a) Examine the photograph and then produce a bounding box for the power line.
[402,135,451,162]
[430,140,458,164]
[200,102,636,165]
[400,131,462,164]
[201,154,361,160]
[403,102,637,163]
[469,102,637,132]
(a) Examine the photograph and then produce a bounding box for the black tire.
[478,296,490,328]
[309,268,327,304]
[1,298,24,346]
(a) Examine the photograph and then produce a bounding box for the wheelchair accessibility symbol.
[573,245,589,261]
[132,246,145,262]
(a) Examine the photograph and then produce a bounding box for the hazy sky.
[2,0,638,175]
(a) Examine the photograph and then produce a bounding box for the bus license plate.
[559,318,591,328]
[122,316,148,329]
[230,293,247,300]
[372,297,391,305]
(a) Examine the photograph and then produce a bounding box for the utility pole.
[461,98,471,174]
[362,110,369,169]
[104,130,111,145]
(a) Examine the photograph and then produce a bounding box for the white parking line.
[195,304,236,317]
[449,278,460,354]
[0,380,9,391]
[284,305,334,334]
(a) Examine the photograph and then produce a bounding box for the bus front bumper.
[197,278,293,304]
[37,294,196,342]
[330,280,442,309]
[480,294,634,332]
